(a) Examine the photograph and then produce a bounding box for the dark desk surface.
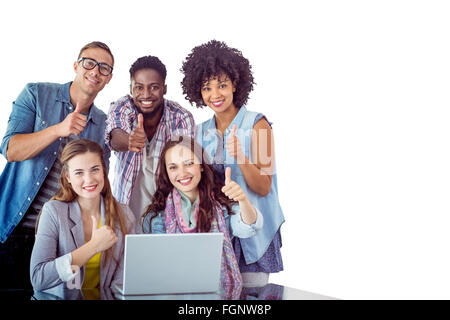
[0,283,336,300]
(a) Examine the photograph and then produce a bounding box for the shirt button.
[42,121,46,125]
[54,152,57,155]
[19,212,23,216]
[27,197,31,201]
[44,167,48,171]
[36,182,40,185]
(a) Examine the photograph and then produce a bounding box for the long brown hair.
[142,136,235,233]
[38,139,128,263]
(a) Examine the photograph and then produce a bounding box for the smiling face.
[73,47,113,97]
[131,68,167,117]
[165,144,202,202]
[201,73,237,115]
[65,152,105,201]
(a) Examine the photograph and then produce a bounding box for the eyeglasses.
[77,57,113,76]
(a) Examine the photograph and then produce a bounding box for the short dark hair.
[78,41,114,65]
[129,56,167,81]
[180,40,255,108]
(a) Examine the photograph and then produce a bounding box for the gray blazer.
[30,197,135,292]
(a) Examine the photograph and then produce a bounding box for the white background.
[1,0,450,299]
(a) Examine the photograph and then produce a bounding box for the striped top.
[24,135,75,230]
[105,95,195,205]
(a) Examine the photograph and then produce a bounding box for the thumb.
[137,113,144,130]
[91,215,99,233]
[229,124,237,137]
[74,102,82,113]
[224,167,231,185]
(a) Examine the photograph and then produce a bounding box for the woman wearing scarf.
[141,136,263,289]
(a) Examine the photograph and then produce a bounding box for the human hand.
[221,167,247,202]
[128,113,146,153]
[56,103,87,137]
[225,124,245,163]
[89,215,118,253]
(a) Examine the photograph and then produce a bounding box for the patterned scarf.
[164,188,243,289]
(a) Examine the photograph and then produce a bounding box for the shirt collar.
[56,82,72,104]
[178,189,199,208]
[127,94,138,113]
[226,106,247,134]
[208,106,248,134]
[160,99,171,123]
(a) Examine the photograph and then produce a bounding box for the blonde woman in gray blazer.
[30,139,135,292]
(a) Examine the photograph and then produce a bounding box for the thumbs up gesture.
[128,113,146,153]
[89,215,118,254]
[225,124,245,163]
[221,167,257,225]
[221,167,247,202]
[56,102,87,137]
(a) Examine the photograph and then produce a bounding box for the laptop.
[114,233,224,296]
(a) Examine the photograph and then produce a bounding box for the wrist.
[86,238,100,256]
[52,123,62,138]
[240,203,257,225]
[239,196,250,206]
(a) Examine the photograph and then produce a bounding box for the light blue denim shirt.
[0,82,110,243]
[195,106,285,264]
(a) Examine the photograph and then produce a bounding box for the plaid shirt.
[105,95,195,204]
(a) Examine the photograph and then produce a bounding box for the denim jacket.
[195,106,285,264]
[0,82,110,243]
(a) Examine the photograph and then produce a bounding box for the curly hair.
[129,55,167,80]
[142,136,236,233]
[180,40,255,108]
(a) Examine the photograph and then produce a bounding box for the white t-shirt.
[128,141,158,233]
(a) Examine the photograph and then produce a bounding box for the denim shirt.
[0,82,110,243]
[195,106,285,264]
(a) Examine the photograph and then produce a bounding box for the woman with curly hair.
[142,136,263,289]
[180,40,285,287]
[30,139,135,293]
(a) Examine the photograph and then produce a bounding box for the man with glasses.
[0,41,114,289]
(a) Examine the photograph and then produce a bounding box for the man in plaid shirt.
[105,56,195,230]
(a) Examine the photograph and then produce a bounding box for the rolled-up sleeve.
[104,98,135,151]
[1,83,37,159]
[228,203,263,239]
[54,253,77,282]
